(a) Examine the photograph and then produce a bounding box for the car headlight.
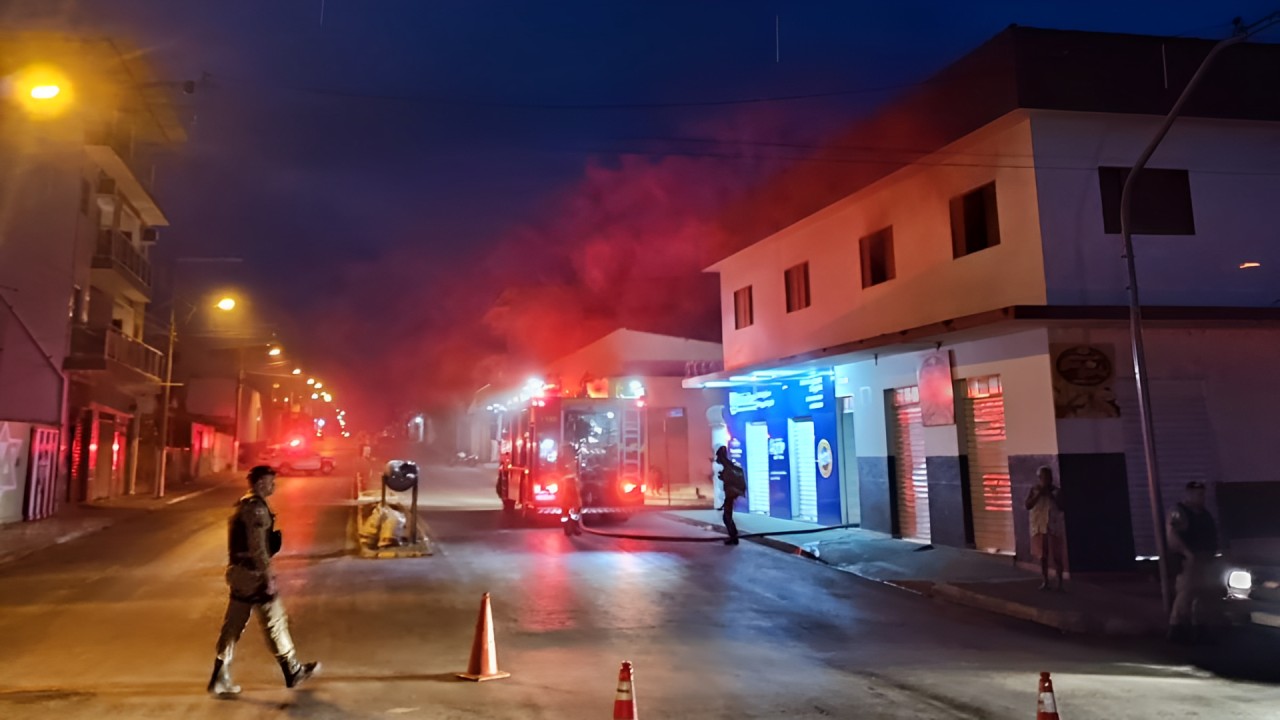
[1228,570,1253,591]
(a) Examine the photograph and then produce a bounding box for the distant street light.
[292,368,302,375]
[306,378,316,385]
[215,297,237,311]
[268,346,282,357]
[30,84,60,100]
[314,382,324,389]
[311,392,320,400]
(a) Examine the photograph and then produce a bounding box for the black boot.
[279,655,321,689]
[207,659,241,697]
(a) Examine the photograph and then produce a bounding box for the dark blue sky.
[3,0,1275,421]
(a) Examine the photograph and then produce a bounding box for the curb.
[0,480,232,569]
[659,512,1161,637]
[661,512,820,561]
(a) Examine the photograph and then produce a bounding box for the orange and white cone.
[613,661,637,719]
[1036,671,1060,720]
[456,593,511,681]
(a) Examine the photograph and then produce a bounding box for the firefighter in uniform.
[1167,480,1220,643]
[208,466,320,697]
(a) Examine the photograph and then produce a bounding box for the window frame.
[733,285,754,329]
[949,181,1001,258]
[784,262,811,314]
[859,226,896,288]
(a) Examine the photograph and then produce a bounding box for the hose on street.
[577,521,859,543]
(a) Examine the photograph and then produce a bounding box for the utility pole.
[1120,13,1280,614]
[155,305,178,498]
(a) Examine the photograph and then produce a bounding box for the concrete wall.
[715,112,1047,370]
[1031,112,1280,308]
[645,377,721,492]
[834,328,1057,556]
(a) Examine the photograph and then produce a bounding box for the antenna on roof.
[775,15,780,63]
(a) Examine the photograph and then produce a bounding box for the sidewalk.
[666,509,1167,636]
[0,471,237,568]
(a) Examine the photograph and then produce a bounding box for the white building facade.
[688,27,1280,572]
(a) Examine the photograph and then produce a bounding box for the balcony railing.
[67,325,165,381]
[93,229,152,291]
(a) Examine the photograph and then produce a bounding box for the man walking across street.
[715,446,746,546]
[1168,480,1221,643]
[1025,466,1065,591]
[208,466,320,697]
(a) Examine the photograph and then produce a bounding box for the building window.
[1097,167,1195,235]
[949,182,1001,258]
[733,286,754,329]
[859,226,895,288]
[784,262,811,313]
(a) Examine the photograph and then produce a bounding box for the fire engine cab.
[497,382,647,523]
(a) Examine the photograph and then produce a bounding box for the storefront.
[723,372,844,525]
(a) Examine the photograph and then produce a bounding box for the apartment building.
[0,34,185,522]
[687,27,1280,572]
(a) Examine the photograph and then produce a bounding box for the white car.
[263,446,336,475]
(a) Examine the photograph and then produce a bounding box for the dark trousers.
[723,497,738,540]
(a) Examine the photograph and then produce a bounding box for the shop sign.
[918,350,955,427]
[1051,344,1120,418]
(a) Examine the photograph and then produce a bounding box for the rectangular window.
[784,262,810,313]
[949,182,1001,258]
[1097,167,1195,235]
[733,286,754,329]
[859,226,896,287]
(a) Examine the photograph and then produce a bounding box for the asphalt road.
[1,464,1278,719]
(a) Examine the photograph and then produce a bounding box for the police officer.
[1167,480,1220,643]
[208,466,320,697]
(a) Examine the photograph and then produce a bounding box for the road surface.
[0,464,1277,719]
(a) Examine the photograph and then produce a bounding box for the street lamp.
[292,368,302,375]
[215,297,237,311]
[306,378,316,386]
[268,346,282,357]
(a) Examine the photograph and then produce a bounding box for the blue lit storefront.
[722,373,842,525]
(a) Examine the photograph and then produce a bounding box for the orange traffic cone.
[457,593,511,681]
[1036,672,1060,720]
[613,661,637,719]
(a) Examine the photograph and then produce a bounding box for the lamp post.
[1119,14,1280,612]
[156,292,240,498]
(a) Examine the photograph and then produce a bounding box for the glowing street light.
[268,346,282,357]
[311,392,320,400]
[215,297,237,311]
[292,368,302,375]
[314,382,324,389]
[306,378,316,385]
[29,84,59,100]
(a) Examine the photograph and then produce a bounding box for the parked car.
[260,445,336,476]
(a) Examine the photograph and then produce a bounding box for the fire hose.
[577,520,860,543]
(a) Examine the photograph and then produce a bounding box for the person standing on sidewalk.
[1025,466,1065,591]
[1167,480,1220,643]
[208,466,320,698]
[715,446,746,546]
[560,459,584,537]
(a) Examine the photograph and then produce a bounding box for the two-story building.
[0,34,185,523]
[686,27,1280,572]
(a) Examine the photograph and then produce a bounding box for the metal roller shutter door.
[894,398,930,542]
[745,422,771,515]
[964,390,1014,554]
[1118,380,1219,558]
[789,419,818,522]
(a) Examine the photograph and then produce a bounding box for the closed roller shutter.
[745,422,771,515]
[893,387,930,542]
[964,377,1014,554]
[1118,380,1219,558]
[789,418,818,522]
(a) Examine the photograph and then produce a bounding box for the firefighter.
[208,466,320,697]
[560,459,584,537]
[496,452,513,512]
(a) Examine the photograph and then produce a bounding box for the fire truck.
[497,388,647,523]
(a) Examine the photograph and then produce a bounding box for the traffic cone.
[457,593,511,681]
[1036,671,1060,720]
[613,661,637,719]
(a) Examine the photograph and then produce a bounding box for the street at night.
[1,466,1278,719]
[5,3,1280,717]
